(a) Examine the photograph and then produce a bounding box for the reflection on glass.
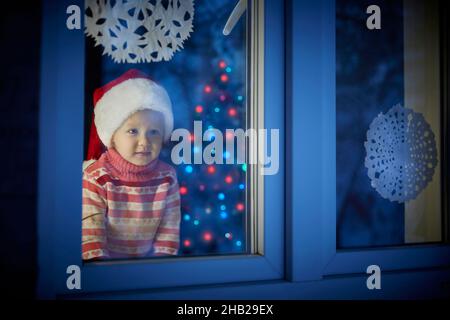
[83,0,248,260]
[336,0,442,248]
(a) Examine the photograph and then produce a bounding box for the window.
[288,0,450,282]
[38,0,284,297]
[38,0,449,299]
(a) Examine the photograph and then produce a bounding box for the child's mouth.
[135,152,151,157]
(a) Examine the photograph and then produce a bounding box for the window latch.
[223,0,247,35]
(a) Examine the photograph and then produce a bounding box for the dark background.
[0,0,41,298]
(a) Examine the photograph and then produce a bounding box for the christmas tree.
[169,59,247,256]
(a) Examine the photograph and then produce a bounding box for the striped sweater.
[82,148,181,260]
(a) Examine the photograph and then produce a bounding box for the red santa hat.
[86,69,173,160]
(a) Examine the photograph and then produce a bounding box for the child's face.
[111,109,164,166]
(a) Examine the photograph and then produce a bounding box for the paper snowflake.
[364,104,438,203]
[85,0,194,63]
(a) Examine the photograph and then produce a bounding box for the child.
[82,69,180,260]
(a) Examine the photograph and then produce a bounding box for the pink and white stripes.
[82,148,180,260]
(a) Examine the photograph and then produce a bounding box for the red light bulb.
[228,108,237,117]
[203,232,212,242]
[195,105,203,113]
[180,186,188,195]
[207,166,216,174]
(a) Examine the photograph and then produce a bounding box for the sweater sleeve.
[81,170,110,260]
[153,175,181,256]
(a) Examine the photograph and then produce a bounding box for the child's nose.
[138,135,150,146]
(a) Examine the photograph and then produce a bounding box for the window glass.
[336,0,443,248]
[82,0,248,260]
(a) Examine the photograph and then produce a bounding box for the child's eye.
[127,129,138,135]
[148,129,161,136]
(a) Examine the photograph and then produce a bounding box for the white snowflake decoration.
[85,0,194,63]
[364,104,438,203]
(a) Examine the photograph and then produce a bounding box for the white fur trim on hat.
[94,78,173,147]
